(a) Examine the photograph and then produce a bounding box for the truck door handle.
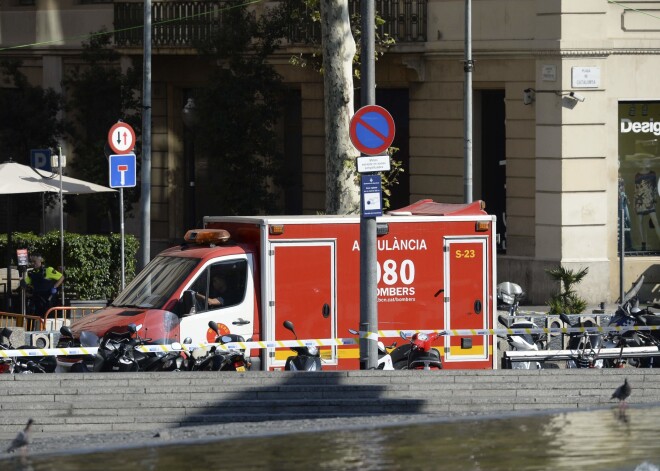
[322,303,330,318]
[474,300,482,314]
[232,318,251,326]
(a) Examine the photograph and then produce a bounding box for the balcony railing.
[114,0,427,47]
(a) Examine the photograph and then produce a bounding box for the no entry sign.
[350,105,395,156]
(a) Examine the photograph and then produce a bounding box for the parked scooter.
[394,331,444,370]
[348,328,397,370]
[282,320,322,371]
[496,281,546,369]
[497,281,525,315]
[497,314,544,369]
[193,321,251,372]
[0,327,56,374]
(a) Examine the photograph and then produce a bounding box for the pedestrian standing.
[22,254,64,317]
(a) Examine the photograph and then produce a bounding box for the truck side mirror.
[182,290,196,315]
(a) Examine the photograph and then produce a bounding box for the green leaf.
[0,231,139,301]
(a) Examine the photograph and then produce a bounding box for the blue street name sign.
[109,153,137,188]
[30,149,52,172]
[361,174,382,217]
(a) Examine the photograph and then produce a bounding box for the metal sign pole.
[58,146,65,306]
[619,190,624,303]
[359,0,378,370]
[108,152,136,290]
[120,187,126,290]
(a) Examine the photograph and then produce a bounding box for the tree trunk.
[319,0,360,215]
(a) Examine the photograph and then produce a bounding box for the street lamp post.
[464,0,473,204]
[56,147,66,307]
[140,0,152,270]
[182,97,197,228]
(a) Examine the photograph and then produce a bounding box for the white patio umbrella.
[0,160,115,195]
[0,160,116,312]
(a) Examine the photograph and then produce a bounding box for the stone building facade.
[2,0,660,303]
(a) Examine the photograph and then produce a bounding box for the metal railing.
[114,0,427,47]
[0,312,44,331]
[1,306,104,332]
[502,347,660,368]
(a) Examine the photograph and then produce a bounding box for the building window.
[618,101,660,255]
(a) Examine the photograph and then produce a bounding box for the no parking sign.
[349,105,395,156]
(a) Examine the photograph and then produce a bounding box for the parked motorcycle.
[605,276,660,367]
[393,331,443,370]
[282,320,322,371]
[348,328,397,370]
[0,327,56,374]
[58,310,186,372]
[192,321,251,372]
[497,314,545,369]
[96,323,145,372]
[0,327,14,373]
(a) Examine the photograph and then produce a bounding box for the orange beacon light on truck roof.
[184,229,231,245]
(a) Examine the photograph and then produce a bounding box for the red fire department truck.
[67,199,497,370]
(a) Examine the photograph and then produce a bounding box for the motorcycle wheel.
[211,355,231,371]
[639,357,657,368]
[70,362,91,373]
[16,345,56,373]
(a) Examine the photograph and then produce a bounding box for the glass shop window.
[618,101,660,255]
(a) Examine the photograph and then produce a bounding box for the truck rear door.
[267,240,336,369]
[443,237,490,365]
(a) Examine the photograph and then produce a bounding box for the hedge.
[0,231,139,301]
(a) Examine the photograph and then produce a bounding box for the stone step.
[0,369,657,439]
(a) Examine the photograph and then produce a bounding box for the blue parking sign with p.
[30,149,52,172]
[109,154,137,188]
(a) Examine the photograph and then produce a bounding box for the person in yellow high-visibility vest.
[22,254,64,317]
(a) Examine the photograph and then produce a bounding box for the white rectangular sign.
[541,64,556,82]
[571,66,600,88]
[357,154,391,173]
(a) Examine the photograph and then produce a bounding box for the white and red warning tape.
[1,324,660,358]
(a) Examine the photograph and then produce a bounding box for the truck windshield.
[111,256,199,309]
